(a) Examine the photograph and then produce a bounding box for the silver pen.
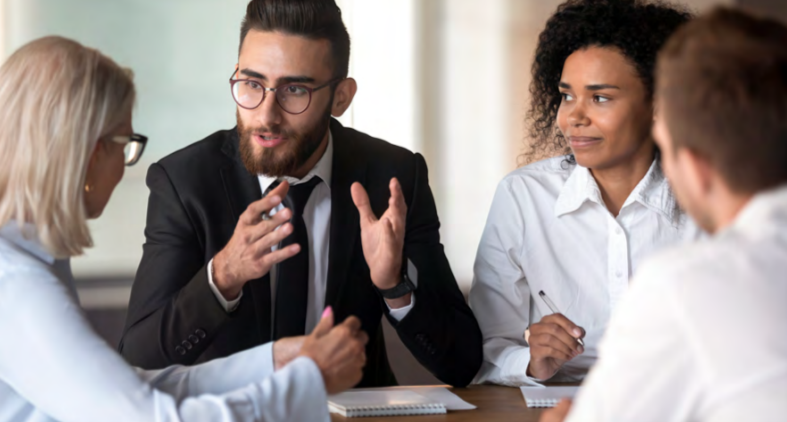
[538,290,585,347]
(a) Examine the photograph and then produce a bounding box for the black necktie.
[273,176,322,338]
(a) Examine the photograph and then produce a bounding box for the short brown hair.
[239,0,351,78]
[657,7,787,193]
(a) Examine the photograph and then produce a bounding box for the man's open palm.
[351,178,406,290]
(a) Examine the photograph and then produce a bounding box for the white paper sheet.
[408,386,477,410]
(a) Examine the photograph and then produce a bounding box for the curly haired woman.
[469,0,700,386]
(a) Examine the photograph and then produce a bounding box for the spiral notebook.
[328,390,447,417]
[520,386,579,408]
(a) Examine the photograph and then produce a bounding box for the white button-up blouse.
[470,156,701,386]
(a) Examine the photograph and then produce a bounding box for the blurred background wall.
[3,0,777,384]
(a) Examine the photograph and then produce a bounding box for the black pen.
[538,290,584,347]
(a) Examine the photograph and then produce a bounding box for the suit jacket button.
[195,329,206,338]
[182,340,193,350]
[175,346,186,355]
[188,334,199,344]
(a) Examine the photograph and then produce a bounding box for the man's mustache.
[247,127,296,138]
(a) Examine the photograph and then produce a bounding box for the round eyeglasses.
[229,70,342,115]
[109,133,148,166]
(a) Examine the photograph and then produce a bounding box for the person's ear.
[677,147,714,198]
[86,140,104,172]
[331,77,357,117]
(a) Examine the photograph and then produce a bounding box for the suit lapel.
[219,129,271,341]
[326,119,367,308]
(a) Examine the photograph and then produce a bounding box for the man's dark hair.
[239,0,351,78]
[657,7,787,194]
[525,0,692,162]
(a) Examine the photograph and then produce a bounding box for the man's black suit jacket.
[119,119,483,387]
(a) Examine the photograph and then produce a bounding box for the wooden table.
[330,385,545,422]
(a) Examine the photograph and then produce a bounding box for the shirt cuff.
[258,341,275,376]
[207,258,242,312]
[502,346,547,386]
[386,293,415,321]
[473,344,545,387]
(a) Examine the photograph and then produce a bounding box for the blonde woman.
[0,36,367,422]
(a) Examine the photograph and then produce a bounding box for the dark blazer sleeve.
[385,153,483,387]
[119,163,232,368]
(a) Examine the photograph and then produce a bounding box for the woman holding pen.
[470,0,699,386]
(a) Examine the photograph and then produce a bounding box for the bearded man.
[119,0,482,388]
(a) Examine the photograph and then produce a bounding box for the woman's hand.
[527,314,585,380]
[297,307,369,395]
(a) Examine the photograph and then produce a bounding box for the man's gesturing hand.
[351,178,406,291]
[213,181,300,300]
[298,307,369,395]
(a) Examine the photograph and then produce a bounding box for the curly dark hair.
[524,0,692,163]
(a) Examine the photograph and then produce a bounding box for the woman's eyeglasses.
[109,134,148,166]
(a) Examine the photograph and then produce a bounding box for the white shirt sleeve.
[469,178,543,387]
[133,342,275,399]
[386,293,415,321]
[207,258,242,312]
[565,261,695,422]
[0,268,329,422]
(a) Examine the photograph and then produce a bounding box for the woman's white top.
[0,222,329,422]
[470,156,700,386]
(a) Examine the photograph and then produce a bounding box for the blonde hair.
[0,36,136,258]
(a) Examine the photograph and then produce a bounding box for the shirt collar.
[0,221,55,265]
[729,183,787,234]
[554,161,604,217]
[258,130,333,192]
[554,158,680,223]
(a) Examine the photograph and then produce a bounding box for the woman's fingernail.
[322,306,332,319]
[573,328,582,337]
[577,345,584,354]
[271,195,281,204]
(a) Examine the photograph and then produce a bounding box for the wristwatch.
[377,258,419,299]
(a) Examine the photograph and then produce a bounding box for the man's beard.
[237,104,332,177]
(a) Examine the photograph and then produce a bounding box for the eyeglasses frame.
[109,133,148,167]
[229,70,343,115]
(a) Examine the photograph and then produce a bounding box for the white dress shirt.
[208,131,413,334]
[567,184,787,422]
[470,156,700,386]
[0,222,330,422]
